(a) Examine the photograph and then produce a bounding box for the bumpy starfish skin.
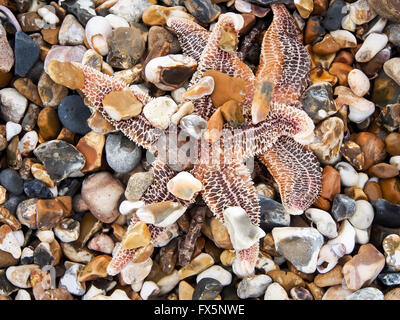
[50,6,322,278]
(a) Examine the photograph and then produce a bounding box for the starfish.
[48,4,321,278]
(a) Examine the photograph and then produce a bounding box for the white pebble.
[349,200,374,229]
[196,265,232,286]
[355,33,388,63]
[119,200,145,215]
[305,208,338,239]
[327,220,356,255]
[348,69,370,97]
[18,130,38,155]
[157,270,179,295]
[354,226,370,245]
[6,121,21,141]
[237,275,272,299]
[59,263,86,296]
[390,156,400,170]
[6,265,39,288]
[140,281,160,300]
[82,285,105,300]
[104,14,129,29]
[356,172,369,189]
[38,7,60,24]
[15,289,31,300]
[335,162,359,187]
[36,230,54,243]
[143,96,178,129]
[264,282,289,300]
[330,30,357,49]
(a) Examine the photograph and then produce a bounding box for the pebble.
[301,82,337,123]
[237,274,272,299]
[327,220,356,255]
[0,168,24,195]
[15,289,31,300]
[367,0,400,23]
[386,133,400,156]
[58,14,84,46]
[23,179,53,199]
[178,253,214,280]
[259,195,290,231]
[34,140,85,183]
[87,233,114,254]
[0,88,28,123]
[290,286,314,300]
[372,199,400,228]
[193,277,223,300]
[125,171,154,201]
[345,287,384,300]
[0,225,21,259]
[54,218,80,243]
[145,54,197,91]
[76,131,105,173]
[81,172,124,223]
[167,171,202,201]
[60,0,96,25]
[314,265,343,287]
[105,132,141,173]
[179,114,208,140]
[136,201,186,228]
[223,206,265,252]
[383,234,400,270]
[335,86,375,123]
[355,33,388,63]
[0,24,14,73]
[140,281,160,300]
[107,27,145,69]
[331,194,356,221]
[196,265,232,286]
[43,45,86,75]
[322,0,346,31]
[272,227,324,273]
[14,32,40,77]
[143,96,178,129]
[342,243,385,290]
[305,208,337,238]
[102,87,143,121]
[5,264,39,288]
[368,163,399,178]
[109,0,152,24]
[309,117,344,164]
[378,272,400,286]
[349,0,376,25]
[348,69,370,97]
[59,263,86,296]
[335,162,359,187]
[18,131,38,156]
[267,270,305,292]
[348,200,374,229]
[264,282,289,300]
[85,16,112,56]
[383,58,400,87]
[57,95,91,135]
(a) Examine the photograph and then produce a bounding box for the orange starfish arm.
[193,162,260,276]
[258,136,322,215]
[252,3,311,123]
[75,63,163,151]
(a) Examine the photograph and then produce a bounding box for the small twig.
[178,207,206,266]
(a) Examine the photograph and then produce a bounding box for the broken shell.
[0,224,21,259]
[317,243,346,273]
[85,16,112,56]
[327,220,356,255]
[119,200,145,215]
[145,54,197,91]
[170,101,195,125]
[179,114,208,140]
[136,201,187,228]
[305,208,338,239]
[184,76,215,100]
[223,206,266,251]
[167,171,203,200]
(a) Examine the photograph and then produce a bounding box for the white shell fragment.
[167,171,203,200]
[327,220,356,255]
[317,243,346,273]
[85,16,112,56]
[119,200,145,215]
[223,206,266,251]
[136,201,187,228]
[184,76,215,100]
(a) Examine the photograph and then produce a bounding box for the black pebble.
[24,179,53,199]
[58,95,91,135]
[372,198,400,228]
[322,0,346,31]
[0,168,24,195]
[14,31,40,77]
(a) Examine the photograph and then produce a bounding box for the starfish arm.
[252,3,310,122]
[166,17,210,62]
[107,158,190,275]
[192,162,260,276]
[258,136,322,215]
[74,63,163,151]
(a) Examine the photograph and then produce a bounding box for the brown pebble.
[380,177,400,204]
[329,62,353,86]
[368,163,399,179]
[76,131,105,173]
[352,132,387,170]
[333,50,354,65]
[314,265,343,287]
[37,107,61,141]
[78,255,112,282]
[344,187,368,201]
[320,165,341,201]
[13,78,43,106]
[364,181,383,201]
[267,270,306,292]
[385,132,400,156]
[41,27,60,45]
